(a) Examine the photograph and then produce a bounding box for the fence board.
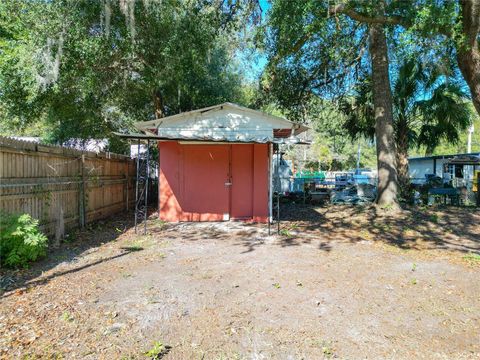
[0,136,136,237]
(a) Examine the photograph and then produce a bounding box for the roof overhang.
[133,102,309,137]
[114,132,310,145]
[446,155,480,166]
[409,152,480,161]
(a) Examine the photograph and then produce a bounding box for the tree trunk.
[369,20,399,208]
[396,117,410,200]
[153,88,164,119]
[456,0,480,116]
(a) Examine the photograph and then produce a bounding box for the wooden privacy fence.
[0,136,136,238]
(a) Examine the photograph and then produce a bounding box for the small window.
[455,165,464,178]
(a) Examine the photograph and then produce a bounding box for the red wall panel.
[159,141,269,222]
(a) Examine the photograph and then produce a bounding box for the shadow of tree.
[0,213,139,297]
[224,203,480,255]
[278,203,480,253]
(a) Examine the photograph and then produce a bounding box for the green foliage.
[284,98,377,171]
[463,253,480,264]
[262,0,366,120]
[0,212,48,268]
[340,58,472,154]
[0,1,251,153]
[144,341,168,359]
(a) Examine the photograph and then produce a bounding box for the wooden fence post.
[78,154,86,228]
[125,160,129,212]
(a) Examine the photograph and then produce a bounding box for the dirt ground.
[1,204,480,359]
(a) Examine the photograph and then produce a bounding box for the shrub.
[0,212,48,268]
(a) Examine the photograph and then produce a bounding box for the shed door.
[231,144,254,219]
[183,145,230,220]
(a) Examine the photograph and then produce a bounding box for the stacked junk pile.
[281,165,378,205]
[330,183,377,204]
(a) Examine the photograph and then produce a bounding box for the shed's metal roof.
[135,102,309,143]
[136,102,308,133]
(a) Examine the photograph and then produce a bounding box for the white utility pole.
[467,124,474,153]
[466,124,475,181]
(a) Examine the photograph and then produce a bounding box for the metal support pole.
[144,140,150,235]
[268,143,273,235]
[277,145,280,234]
[134,139,141,233]
[158,141,161,220]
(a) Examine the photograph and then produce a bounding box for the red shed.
[134,103,307,223]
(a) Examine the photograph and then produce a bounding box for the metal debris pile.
[330,184,377,204]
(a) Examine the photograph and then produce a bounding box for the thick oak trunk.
[369,22,399,208]
[396,118,410,199]
[457,0,480,116]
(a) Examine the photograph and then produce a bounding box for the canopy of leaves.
[341,58,472,155]
[260,0,370,122]
[0,0,252,152]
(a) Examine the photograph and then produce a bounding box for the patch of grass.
[410,278,417,285]
[62,311,74,322]
[429,213,439,223]
[288,223,300,231]
[144,341,170,359]
[411,263,417,272]
[272,282,281,289]
[279,229,292,238]
[463,252,480,264]
[322,346,334,358]
[149,219,167,230]
[319,340,336,358]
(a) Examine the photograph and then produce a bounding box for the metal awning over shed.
[131,102,309,143]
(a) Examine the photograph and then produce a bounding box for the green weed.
[0,212,48,268]
[463,253,480,264]
[279,229,292,237]
[144,341,169,359]
[62,311,74,322]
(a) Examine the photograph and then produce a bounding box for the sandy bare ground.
[1,205,479,359]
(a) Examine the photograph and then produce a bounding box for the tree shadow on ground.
[0,212,141,297]
[229,202,480,255]
[281,202,480,253]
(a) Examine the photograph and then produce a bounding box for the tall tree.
[0,0,252,151]
[342,59,472,196]
[332,0,480,117]
[264,0,400,207]
[368,3,398,207]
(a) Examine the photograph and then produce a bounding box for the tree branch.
[329,3,406,26]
